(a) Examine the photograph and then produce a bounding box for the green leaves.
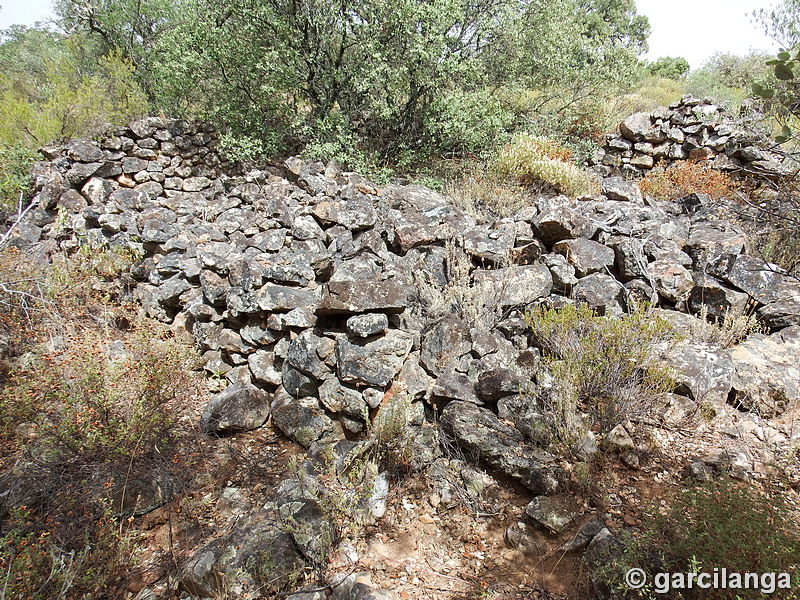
[775,61,796,80]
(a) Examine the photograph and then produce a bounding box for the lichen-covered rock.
[472,264,553,308]
[664,341,733,404]
[179,509,304,599]
[727,326,800,417]
[571,273,626,315]
[552,238,615,278]
[440,401,564,494]
[199,383,271,434]
[318,280,411,314]
[270,389,340,447]
[336,330,414,387]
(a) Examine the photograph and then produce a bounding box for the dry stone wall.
[8,113,800,599]
[592,95,788,179]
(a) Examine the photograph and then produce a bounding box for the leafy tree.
[54,0,178,100]
[0,26,147,207]
[646,56,690,80]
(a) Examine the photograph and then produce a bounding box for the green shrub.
[611,479,800,600]
[0,144,39,211]
[524,304,675,453]
[493,133,600,197]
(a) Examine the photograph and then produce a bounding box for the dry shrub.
[525,304,675,454]
[493,133,601,197]
[412,241,507,329]
[686,304,763,348]
[444,169,530,222]
[0,242,202,600]
[0,243,137,354]
[640,159,735,202]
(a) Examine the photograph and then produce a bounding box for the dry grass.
[493,133,600,197]
[640,159,735,202]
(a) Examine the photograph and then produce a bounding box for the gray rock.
[395,352,434,400]
[758,290,800,328]
[312,197,377,231]
[534,206,599,247]
[686,222,748,266]
[179,510,304,599]
[440,401,564,494]
[541,253,579,293]
[620,112,663,143]
[267,307,318,330]
[552,238,615,277]
[708,254,790,305]
[665,341,733,404]
[347,313,389,338]
[282,364,319,398]
[689,274,750,320]
[647,259,694,303]
[431,371,480,404]
[420,316,472,376]
[461,225,516,264]
[524,496,573,533]
[257,283,322,312]
[318,377,368,421]
[558,516,605,552]
[318,280,411,314]
[602,177,643,202]
[199,383,271,434]
[476,368,527,401]
[727,326,800,417]
[571,273,626,316]
[270,389,338,447]
[472,264,553,308]
[287,330,333,379]
[248,350,283,385]
[607,236,647,279]
[336,330,414,387]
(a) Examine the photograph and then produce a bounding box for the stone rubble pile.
[592,95,788,178]
[9,113,800,599]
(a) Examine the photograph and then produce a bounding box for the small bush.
[686,304,763,348]
[370,391,417,477]
[493,132,600,197]
[412,241,507,329]
[0,144,39,211]
[611,479,800,599]
[0,506,127,600]
[442,160,530,221]
[640,159,735,202]
[525,304,675,453]
[1,324,197,460]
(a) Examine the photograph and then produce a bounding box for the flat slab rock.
[440,401,564,495]
[727,325,800,417]
[318,280,412,314]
